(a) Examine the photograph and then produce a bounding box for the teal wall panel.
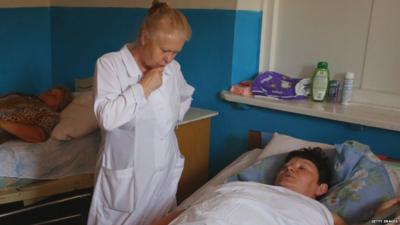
[231,10,261,84]
[0,8,52,95]
[51,7,146,89]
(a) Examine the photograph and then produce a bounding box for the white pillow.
[74,77,94,92]
[51,91,98,140]
[257,132,334,160]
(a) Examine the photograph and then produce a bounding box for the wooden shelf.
[221,90,400,132]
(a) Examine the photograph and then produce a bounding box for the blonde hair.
[139,0,192,41]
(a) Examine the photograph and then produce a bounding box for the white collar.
[120,44,141,78]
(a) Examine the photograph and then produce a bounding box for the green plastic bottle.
[311,61,330,101]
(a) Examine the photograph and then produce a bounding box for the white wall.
[1,0,262,10]
[259,0,400,108]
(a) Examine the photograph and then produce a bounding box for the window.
[259,0,400,109]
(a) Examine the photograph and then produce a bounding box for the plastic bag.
[251,71,310,99]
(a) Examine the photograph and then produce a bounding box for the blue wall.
[0,8,52,95]
[231,11,261,84]
[51,7,145,88]
[1,6,399,177]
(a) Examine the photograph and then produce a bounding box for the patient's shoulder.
[0,93,41,105]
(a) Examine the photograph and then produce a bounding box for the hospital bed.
[0,78,100,208]
[0,84,100,224]
[0,131,99,204]
[0,131,100,224]
[174,130,400,225]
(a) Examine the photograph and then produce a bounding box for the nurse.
[88,1,194,225]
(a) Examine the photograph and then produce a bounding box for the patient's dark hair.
[285,147,331,185]
[53,86,73,111]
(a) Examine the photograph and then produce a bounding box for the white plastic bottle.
[341,72,354,105]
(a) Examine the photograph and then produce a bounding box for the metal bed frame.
[0,174,94,225]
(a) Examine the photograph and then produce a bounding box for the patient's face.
[275,157,326,199]
[40,88,64,111]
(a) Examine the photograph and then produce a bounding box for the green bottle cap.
[317,61,328,69]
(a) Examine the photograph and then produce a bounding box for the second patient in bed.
[154,148,400,225]
[152,148,349,225]
[0,86,73,143]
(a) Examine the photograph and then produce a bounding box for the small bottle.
[311,61,330,101]
[327,80,340,102]
[341,72,354,105]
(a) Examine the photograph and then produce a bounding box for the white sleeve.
[93,56,147,131]
[176,63,194,122]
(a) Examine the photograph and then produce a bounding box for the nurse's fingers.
[147,67,164,78]
[140,67,164,97]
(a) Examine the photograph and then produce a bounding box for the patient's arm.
[333,213,348,225]
[151,210,183,225]
[332,198,400,225]
[0,120,47,142]
[375,197,400,213]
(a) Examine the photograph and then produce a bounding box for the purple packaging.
[251,71,309,100]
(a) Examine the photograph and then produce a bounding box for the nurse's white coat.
[88,44,194,225]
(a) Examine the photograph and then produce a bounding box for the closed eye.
[161,48,178,54]
[300,164,314,172]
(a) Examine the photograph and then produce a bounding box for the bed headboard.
[248,130,262,150]
[248,130,274,150]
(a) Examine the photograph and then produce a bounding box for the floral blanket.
[227,141,395,224]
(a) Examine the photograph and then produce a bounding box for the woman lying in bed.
[0,86,72,143]
[152,148,399,225]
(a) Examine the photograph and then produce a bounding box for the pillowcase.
[257,132,333,160]
[321,141,395,224]
[74,77,93,92]
[51,91,98,140]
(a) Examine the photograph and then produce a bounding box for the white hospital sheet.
[178,149,262,211]
[0,131,100,179]
[171,182,334,225]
